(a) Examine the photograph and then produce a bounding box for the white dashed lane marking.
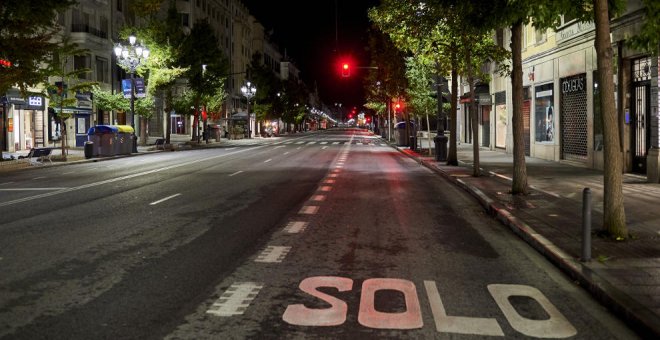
[255,246,291,263]
[284,221,309,233]
[300,206,320,214]
[311,194,326,201]
[149,193,181,205]
[206,282,264,317]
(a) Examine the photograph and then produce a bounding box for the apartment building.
[1,0,298,152]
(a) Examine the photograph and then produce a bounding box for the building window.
[535,28,546,44]
[74,55,91,79]
[117,0,122,12]
[57,10,66,27]
[181,13,190,27]
[96,57,108,83]
[495,28,504,48]
[562,13,576,26]
[100,15,108,38]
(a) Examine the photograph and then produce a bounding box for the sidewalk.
[398,142,660,338]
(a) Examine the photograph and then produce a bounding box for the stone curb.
[391,144,660,338]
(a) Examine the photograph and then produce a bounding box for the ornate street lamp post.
[114,34,149,152]
[240,81,256,139]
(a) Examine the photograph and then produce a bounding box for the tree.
[178,19,229,142]
[405,56,437,155]
[125,0,187,145]
[1,0,75,159]
[467,0,567,193]
[592,0,627,239]
[369,0,507,168]
[91,85,129,114]
[364,27,408,141]
[45,36,97,160]
[247,52,280,133]
[535,0,627,239]
[0,0,75,94]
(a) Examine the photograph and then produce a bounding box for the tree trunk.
[466,46,480,177]
[193,97,199,142]
[140,117,148,146]
[511,20,528,195]
[165,89,172,145]
[447,49,459,166]
[426,113,432,156]
[594,0,627,239]
[59,101,67,161]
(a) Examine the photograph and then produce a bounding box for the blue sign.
[122,79,132,99]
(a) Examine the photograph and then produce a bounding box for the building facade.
[478,0,660,183]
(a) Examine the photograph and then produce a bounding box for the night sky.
[242,0,380,111]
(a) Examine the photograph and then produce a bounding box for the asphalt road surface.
[0,129,638,339]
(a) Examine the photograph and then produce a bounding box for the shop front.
[559,73,588,163]
[1,89,46,152]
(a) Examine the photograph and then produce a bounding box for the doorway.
[631,57,651,174]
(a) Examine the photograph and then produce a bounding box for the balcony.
[71,24,108,39]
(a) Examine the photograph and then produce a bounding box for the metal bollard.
[581,188,592,262]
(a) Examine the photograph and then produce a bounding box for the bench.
[154,138,165,150]
[20,147,53,166]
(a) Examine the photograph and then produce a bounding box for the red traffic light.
[341,63,350,77]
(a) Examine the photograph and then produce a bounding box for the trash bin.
[87,125,118,157]
[84,141,94,159]
[210,125,221,141]
[114,125,134,155]
[394,121,415,146]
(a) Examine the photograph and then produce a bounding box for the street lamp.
[114,34,149,152]
[240,81,256,138]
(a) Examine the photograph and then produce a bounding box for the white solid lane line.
[0,188,68,191]
[150,193,181,205]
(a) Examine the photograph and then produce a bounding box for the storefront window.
[535,83,554,142]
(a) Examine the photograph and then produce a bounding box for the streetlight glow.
[113,35,149,152]
[241,81,257,139]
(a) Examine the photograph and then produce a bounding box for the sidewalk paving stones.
[396,141,660,339]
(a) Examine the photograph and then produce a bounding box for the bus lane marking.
[424,280,503,336]
[311,194,326,202]
[283,221,308,233]
[280,276,577,338]
[206,282,263,316]
[255,246,291,263]
[488,284,577,338]
[299,206,319,215]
